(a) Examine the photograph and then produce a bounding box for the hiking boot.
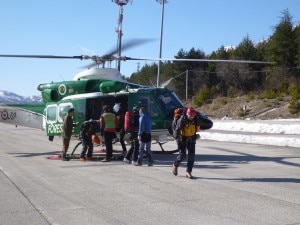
[101,158,111,162]
[172,164,178,176]
[148,161,154,166]
[185,172,193,179]
[61,153,69,161]
[80,157,86,162]
[123,158,130,164]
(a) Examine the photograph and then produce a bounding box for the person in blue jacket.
[135,107,154,166]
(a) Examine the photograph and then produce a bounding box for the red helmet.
[186,107,196,117]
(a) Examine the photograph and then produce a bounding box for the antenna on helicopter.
[112,0,132,72]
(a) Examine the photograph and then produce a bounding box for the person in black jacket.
[113,103,127,154]
[79,119,100,161]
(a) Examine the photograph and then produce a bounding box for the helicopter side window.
[138,96,149,114]
[58,103,73,122]
[150,100,159,117]
[138,96,159,117]
[46,105,57,122]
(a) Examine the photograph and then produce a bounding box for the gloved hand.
[192,134,200,141]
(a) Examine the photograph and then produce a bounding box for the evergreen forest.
[127,9,300,114]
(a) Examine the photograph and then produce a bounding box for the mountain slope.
[0,90,42,104]
[187,96,299,120]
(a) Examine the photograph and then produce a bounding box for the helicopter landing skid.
[152,142,179,154]
[67,140,179,160]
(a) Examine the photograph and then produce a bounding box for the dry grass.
[189,96,299,120]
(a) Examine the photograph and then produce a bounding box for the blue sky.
[1,0,299,96]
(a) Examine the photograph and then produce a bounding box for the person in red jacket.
[100,105,118,162]
[172,107,200,179]
[123,106,140,164]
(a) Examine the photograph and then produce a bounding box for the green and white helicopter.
[0,40,273,155]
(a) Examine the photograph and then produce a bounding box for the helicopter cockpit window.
[156,91,183,115]
[46,105,57,122]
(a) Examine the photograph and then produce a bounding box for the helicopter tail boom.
[0,104,44,129]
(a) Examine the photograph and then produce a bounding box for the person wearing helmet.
[113,102,127,154]
[172,107,200,179]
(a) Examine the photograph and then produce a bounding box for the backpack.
[174,108,185,120]
[124,111,139,132]
[81,120,100,133]
[80,121,91,132]
[172,107,186,138]
[124,111,133,132]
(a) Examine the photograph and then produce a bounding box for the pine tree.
[268,9,297,68]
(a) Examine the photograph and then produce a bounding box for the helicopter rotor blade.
[81,39,154,68]
[0,54,91,60]
[104,38,154,57]
[0,54,275,66]
[121,57,275,64]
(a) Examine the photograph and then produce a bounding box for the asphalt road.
[0,123,299,225]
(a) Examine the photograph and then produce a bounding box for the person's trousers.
[119,128,127,152]
[125,137,139,162]
[138,141,153,164]
[174,139,195,172]
[62,136,71,155]
[104,132,115,159]
[80,135,93,158]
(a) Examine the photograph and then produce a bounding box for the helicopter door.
[45,103,73,136]
[45,104,59,136]
[86,95,123,120]
[115,95,129,112]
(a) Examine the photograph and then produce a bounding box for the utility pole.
[156,0,168,87]
[186,70,188,100]
[112,0,131,71]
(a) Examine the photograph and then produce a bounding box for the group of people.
[61,104,154,166]
[61,105,200,179]
[122,106,154,166]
